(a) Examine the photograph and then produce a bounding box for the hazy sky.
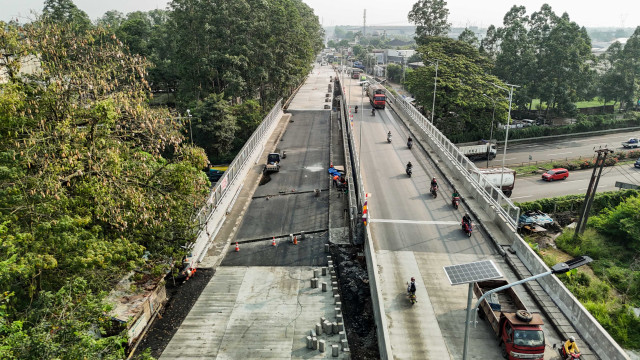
[1,0,637,28]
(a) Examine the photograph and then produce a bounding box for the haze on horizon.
[1,0,637,29]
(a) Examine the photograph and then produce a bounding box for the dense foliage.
[0,0,324,357]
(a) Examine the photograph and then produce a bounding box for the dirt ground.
[131,268,215,359]
[331,244,380,359]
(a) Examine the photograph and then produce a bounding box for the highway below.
[483,129,640,167]
[510,163,640,202]
[342,76,566,359]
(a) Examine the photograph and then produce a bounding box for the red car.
[542,168,569,181]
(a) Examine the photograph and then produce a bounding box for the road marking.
[564,179,587,184]
[369,219,459,225]
[511,195,534,200]
[547,151,573,156]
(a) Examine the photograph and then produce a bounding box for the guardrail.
[385,90,521,228]
[187,99,283,266]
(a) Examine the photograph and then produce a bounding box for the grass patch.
[529,98,618,110]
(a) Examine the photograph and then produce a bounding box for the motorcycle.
[387,134,392,143]
[462,220,473,237]
[372,108,376,116]
[406,166,412,177]
[554,342,582,359]
[407,139,413,149]
[430,185,438,198]
[406,283,417,305]
[355,106,358,113]
[452,196,460,209]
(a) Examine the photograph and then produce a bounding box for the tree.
[97,10,125,28]
[407,0,451,39]
[405,37,508,139]
[458,28,479,48]
[0,20,208,358]
[191,93,238,160]
[42,0,91,31]
[386,63,403,82]
[479,25,499,58]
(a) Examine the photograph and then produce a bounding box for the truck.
[264,153,281,173]
[351,68,362,79]
[457,141,497,160]
[367,84,386,109]
[474,280,545,360]
[470,167,516,197]
[621,137,639,148]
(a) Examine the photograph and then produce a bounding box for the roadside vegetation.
[518,191,640,349]
[0,0,323,358]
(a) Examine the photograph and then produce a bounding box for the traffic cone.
[293,236,298,245]
[235,242,240,252]
[272,237,277,246]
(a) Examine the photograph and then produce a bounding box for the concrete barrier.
[363,226,393,359]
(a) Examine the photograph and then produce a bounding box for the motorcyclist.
[372,108,376,115]
[355,105,358,113]
[452,190,460,200]
[407,137,413,148]
[462,213,471,227]
[387,131,392,141]
[407,277,417,295]
[563,336,580,357]
[430,177,438,191]
[406,161,413,170]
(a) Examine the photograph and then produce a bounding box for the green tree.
[590,195,640,251]
[405,37,508,137]
[458,28,478,47]
[42,0,91,31]
[386,63,403,82]
[407,0,451,39]
[0,20,208,357]
[192,93,238,160]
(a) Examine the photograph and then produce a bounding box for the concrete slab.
[160,267,348,360]
[288,65,335,111]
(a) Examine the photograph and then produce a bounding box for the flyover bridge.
[157,64,627,360]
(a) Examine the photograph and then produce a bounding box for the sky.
[1,0,637,28]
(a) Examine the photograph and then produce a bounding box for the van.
[635,157,640,168]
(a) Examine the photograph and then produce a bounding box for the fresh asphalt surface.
[234,110,330,243]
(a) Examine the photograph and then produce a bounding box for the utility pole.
[574,148,613,237]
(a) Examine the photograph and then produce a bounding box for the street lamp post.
[461,256,593,360]
[482,94,497,168]
[186,109,193,146]
[492,82,519,192]
[429,59,439,124]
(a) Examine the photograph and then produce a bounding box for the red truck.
[367,83,386,109]
[474,280,545,360]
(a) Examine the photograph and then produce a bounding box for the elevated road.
[340,76,585,359]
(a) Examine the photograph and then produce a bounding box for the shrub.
[604,157,619,166]
[580,159,595,169]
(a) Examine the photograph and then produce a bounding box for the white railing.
[386,90,520,228]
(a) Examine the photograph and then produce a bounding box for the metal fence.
[385,91,521,228]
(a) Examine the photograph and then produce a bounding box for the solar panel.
[444,260,502,286]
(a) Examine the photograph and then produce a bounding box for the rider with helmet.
[563,336,580,357]
[407,277,417,295]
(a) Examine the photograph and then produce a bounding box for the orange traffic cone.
[272,237,277,246]
[235,242,240,252]
[293,236,298,245]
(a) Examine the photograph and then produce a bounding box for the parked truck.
[470,167,516,197]
[367,84,386,109]
[457,141,497,160]
[622,137,639,148]
[474,280,545,360]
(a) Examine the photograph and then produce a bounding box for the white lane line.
[564,179,587,184]
[547,151,573,156]
[511,195,534,200]
[369,219,459,225]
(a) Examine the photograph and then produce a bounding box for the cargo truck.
[458,142,497,160]
[367,84,386,109]
[474,280,545,360]
[470,167,516,197]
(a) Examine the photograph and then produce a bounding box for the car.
[635,157,640,168]
[542,168,569,181]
